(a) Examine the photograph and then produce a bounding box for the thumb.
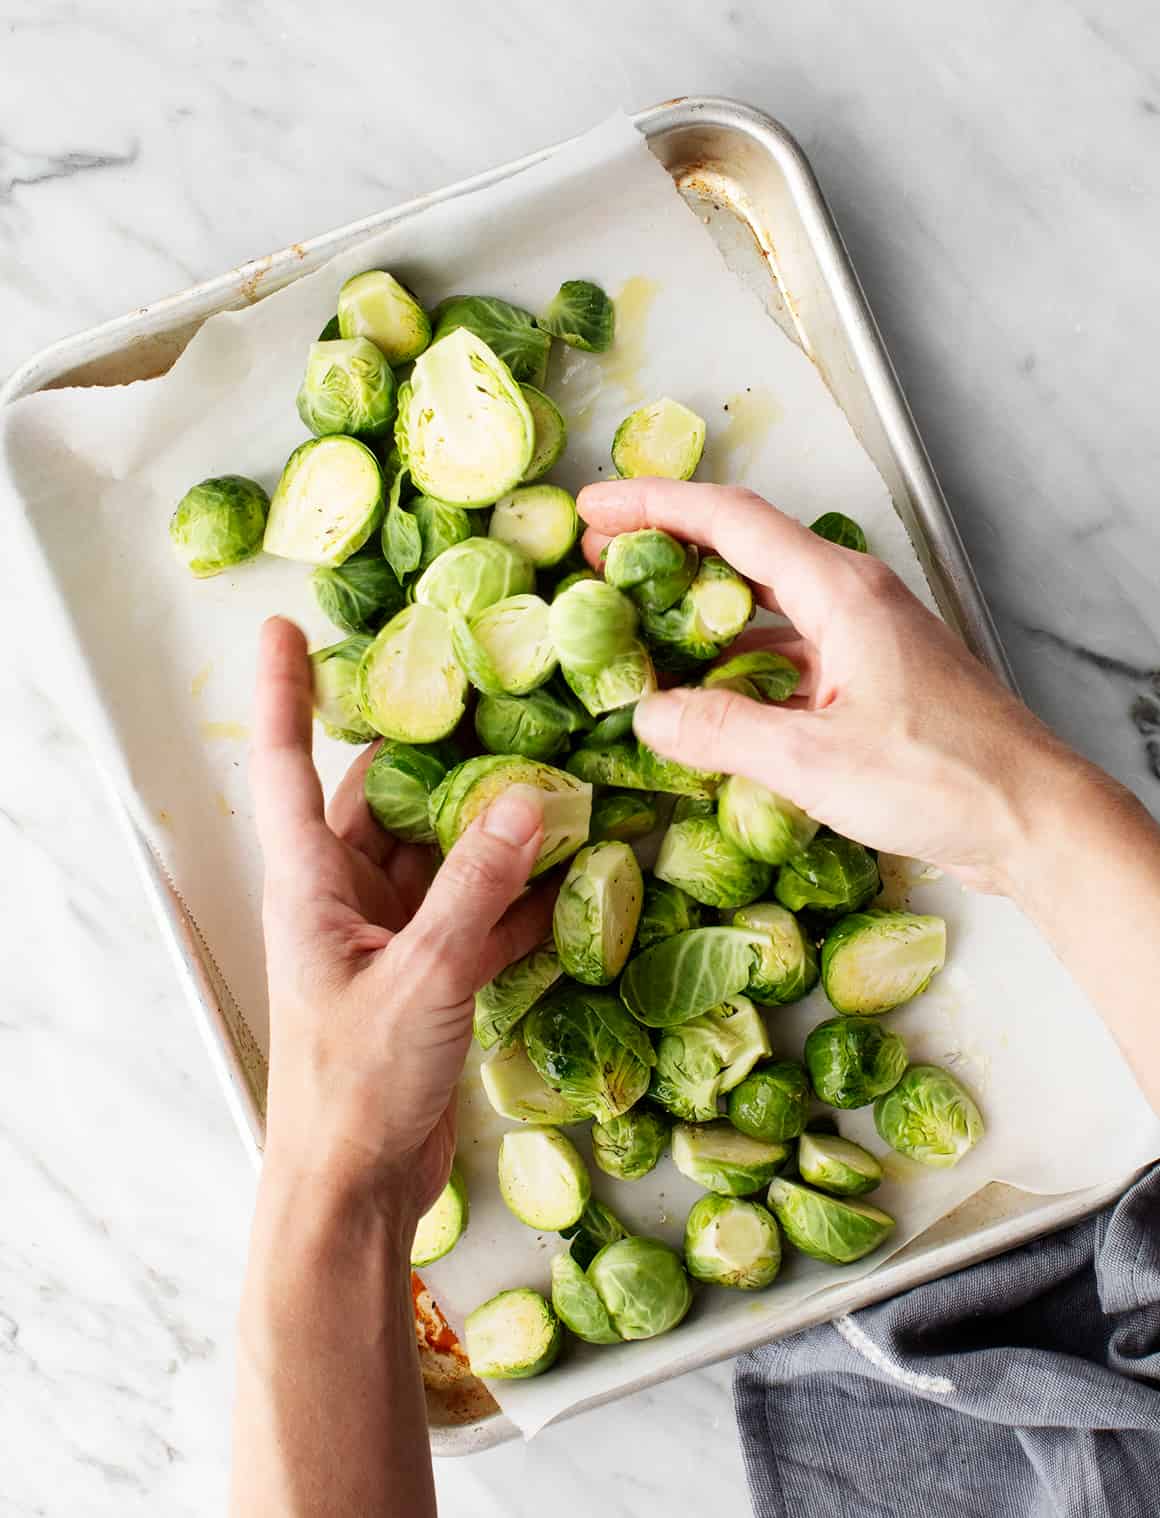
[635,687,820,805]
[406,785,544,962]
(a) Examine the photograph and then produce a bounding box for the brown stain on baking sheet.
[413,1274,498,1426]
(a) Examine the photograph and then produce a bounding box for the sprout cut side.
[432,294,551,388]
[489,484,578,568]
[672,1120,789,1197]
[562,642,657,717]
[264,436,384,566]
[337,269,431,365]
[732,902,819,1005]
[356,603,467,743]
[429,755,592,877]
[464,1288,562,1380]
[641,556,754,666]
[612,397,706,480]
[553,842,644,986]
[480,1038,590,1125]
[796,1132,883,1197]
[519,385,568,481]
[684,1195,782,1289]
[169,475,268,578]
[821,910,947,1015]
[498,1127,591,1232]
[411,1166,469,1266]
[453,594,557,697]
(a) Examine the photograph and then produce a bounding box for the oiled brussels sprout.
[550,1250,621,1344]
[451,594,556,697]
[655,813,772,909]
[591,1108,670,1181]
[363,740,449,842]
[684,1194,781,1289]
[641,555,754,668]
[479,1035,588,1125]
[810,511,868,552]
[498,1127,591,1231]
[612,397,706,480]
[774,835,880,917]
[429,755,592,877]
[336,269,430,365]
[411,1166,468,1266]
[473,943,562,1050]
[489,484,578,568]
[356,603,467,743]
[522,982,653,1125]
[620,926,762,1028]
[804,1015,909,1109]
[820,910,947,1015]
[169,475,268,578]
[718,775,819,866]
[432,294,551,388]
[311,635,376,742]
[874,1064,984,1169]
[796,1132,883,1197]
[602,529,699,613]
[767,1178,895,1265]
[475,686,589,762]
[561,642,657,717]
[727,1061,810,1143]
[297,337,396,439]
[553,842,644,986]
[649,998,770,1121]
[732,902,819,1005]
[538,279,615,352]
[672,1120,789,1196]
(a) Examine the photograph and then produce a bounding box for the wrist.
[255,1144,419,1264]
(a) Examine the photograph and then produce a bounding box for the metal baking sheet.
[1,97,1133,1456]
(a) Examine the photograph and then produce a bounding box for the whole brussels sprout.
[655,814,772,909]
[586,1237,693,1340]
[297,337,397,439]
[612,397,706,480]
[549,579,639,675]
[589,790,658,844]
[265,436,384,567]
[489,484,578,569]
[684,1194,781,1289]
[562,641,657,717]
[523,983,653,1125]
[538,279,615,352]
[672,1120,789,1196]
[464,1288,561,1381]
[169,474,268,578]
[336,269,431,365]
[767,1178,895,1264]
[356,603,467,743]
[429,755,592,877]
[649,997,771,1120]
[363,740,449,842]
[634,877,703,953]
[641,556,754,668]
[804,1015,909,1109]
[821,910,947,1015]
[718,776,819,866]
[312,550,405,635]
[474,686,589,762]
[727,1061,810,1143]
[431,293,551,388]
[310,636,376,742]
[774,834,880,916]
[591,1108,670,1181]
[874,1064,984,1168]
[732,902,819,1005]
[473,943,563,1050]
[519,385,568,482]
[415,537,535,620]
[796,1132,883,1197]
[602,529,699,613]
[553,842,644,986]
[810,511,868,552]
[703,650,801,703]
[620,926,762,1028]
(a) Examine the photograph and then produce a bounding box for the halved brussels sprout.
[498,1127,591,1231]
[412,494,472,572]
[464,1288,561,1380]
[672,1120,789,1196]
[311,636,376,742]
[796,1132,883,1197]
[411,1165,468,1266]
[718,776,819,866]
[415,537,535,618]
[312,550,405,635]
[612,397,706,480]
[522,982,652,1125]
[474,686,589,761]
[649,998,771,1120]
[363,740,449,842]
[169,475,268,578]
[538,279,615,352]
[810,511,868,553]
[356,603,467,743]
[432,294,551,388]
[297,337,397,439]
[520,385,568,482]
[474,943,563,1051]
[549,579,639,674]
[602,529,699,613]
[620,926,762,1028]
[452,594,557,697]
[774,835,880,916]
[655,814,772,909]
[591,1108,670,1181]
[336,269,431,365]
[767,1178,895,1264]
[727,1061,810,1144]
[589,790,658,843]
[703,650,801,703]
[429,755,592,877]
[586,1237,693,1341]
[803,1015,909,1109]
[488,484,578,569]
[264,436,384,566]
[684,1194,781,1289]
[634,877,703,953]
[561,642,657,717]
[550,1250,621,1344]
[641,556,754,667]
[479,1036,589,1124]
[553,842,644,986]
[403,329,534,506]
[874,1064,984,1168]
[821,910,947,1015]
[732,902,819,1005]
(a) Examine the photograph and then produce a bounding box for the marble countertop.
[2,2,1157,1513]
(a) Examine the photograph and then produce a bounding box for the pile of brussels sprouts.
[168,267,985,1385]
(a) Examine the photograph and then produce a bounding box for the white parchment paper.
[3,113,1157,1436]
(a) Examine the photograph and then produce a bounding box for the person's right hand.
[578,478,1098,899]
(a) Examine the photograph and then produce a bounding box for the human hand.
[579,479,1092,898]
[250,618,550,1223]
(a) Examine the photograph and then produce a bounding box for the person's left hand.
[250,617,551,1225]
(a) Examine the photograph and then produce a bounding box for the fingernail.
[634,690,683,749]
[483,786,542,845]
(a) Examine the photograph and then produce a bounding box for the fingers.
[577,479,844,641]
[634,686,827,808]
[708,626,821,706]
[475,883,557,988]
[251,618,327,870]
[403,786,545,981]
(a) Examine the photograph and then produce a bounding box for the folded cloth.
[734,1163,1160,1518]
